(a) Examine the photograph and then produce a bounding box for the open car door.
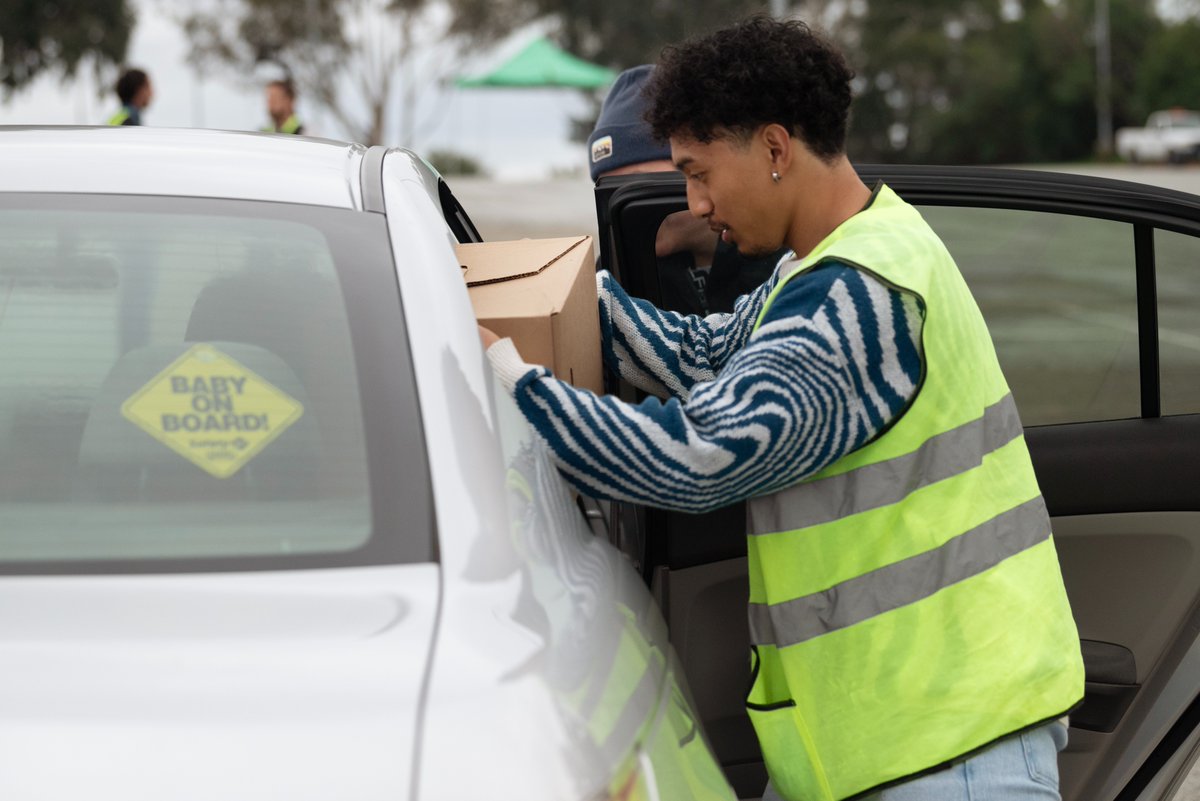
[596,166,1200,801]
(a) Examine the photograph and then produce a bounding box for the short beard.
[737,241,784,259]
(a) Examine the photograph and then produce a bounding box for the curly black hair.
[115,68,149,105]
[645,16,854,161]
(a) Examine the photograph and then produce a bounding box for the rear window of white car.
[0,194,433,573]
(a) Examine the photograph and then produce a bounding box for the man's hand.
[478,324,502,350]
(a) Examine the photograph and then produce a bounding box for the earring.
[771,171,782,183]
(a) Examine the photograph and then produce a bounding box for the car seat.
[183,270,368,496]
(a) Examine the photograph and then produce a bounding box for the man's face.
[267,86,293,119]
[670,130,786,259]
[134,79,153,110]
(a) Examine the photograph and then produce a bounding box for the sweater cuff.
[486,337,540,392]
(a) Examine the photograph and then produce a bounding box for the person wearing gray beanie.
[587,65,674,182]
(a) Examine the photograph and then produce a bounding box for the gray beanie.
[587,65,672,182]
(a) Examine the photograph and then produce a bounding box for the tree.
[446,0,776,69]
[179,0,457,145]
[444,0,846,143]
[842,0,1161,164]
[1133,19,1200,122]
[454,0,1181,163]
[914,1,1098,164]
[0,0,135,96]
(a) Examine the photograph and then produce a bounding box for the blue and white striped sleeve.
[597,265,782,401]
[489,263,924,513]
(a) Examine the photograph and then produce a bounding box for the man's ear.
[760,123,794,174]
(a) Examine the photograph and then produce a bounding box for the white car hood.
[0,564,439,801]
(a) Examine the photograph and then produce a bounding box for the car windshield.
[1165,112,1200,128]
[0,194,432,574]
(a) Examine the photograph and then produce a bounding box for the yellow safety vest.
[262,115,303,135]
[746,185,1084,801]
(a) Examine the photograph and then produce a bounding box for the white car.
[7,127,1200,801]
[1115,109,1200,163]
[0,127,733,801]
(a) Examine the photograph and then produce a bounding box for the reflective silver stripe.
[749,393,1023,534]
[748,495,1050,648]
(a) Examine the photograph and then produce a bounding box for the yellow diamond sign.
[121,344,305,478]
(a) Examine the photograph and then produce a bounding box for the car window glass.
[651,212,781,317]
[0,198,420,570]
[918,205,1140,426]
[1153,228,1200,417]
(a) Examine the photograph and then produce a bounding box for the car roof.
[0,126,368,210]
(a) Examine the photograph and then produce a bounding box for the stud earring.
[771,171,782,183]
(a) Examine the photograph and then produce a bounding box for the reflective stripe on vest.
[748,392,1023,534]
[749,493,1048,648]
[107,109,130,126]
[744,184,1084,801]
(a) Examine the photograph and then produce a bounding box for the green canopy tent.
[450,37,615,178]
[455,37,616,89]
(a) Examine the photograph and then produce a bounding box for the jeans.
[763,720,1069,801]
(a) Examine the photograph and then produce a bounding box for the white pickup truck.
[1116,109,1200,163]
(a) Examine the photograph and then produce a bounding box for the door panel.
[1053,513,1200,797]
[599,166,1200,800]
[655,557,757,795]
[652,510,1200,800]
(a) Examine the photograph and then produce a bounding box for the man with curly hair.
[107,68,153,127]
[482,17,1083,801]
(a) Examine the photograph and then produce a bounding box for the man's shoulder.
[762,259,865,323]
[779,258,861,292]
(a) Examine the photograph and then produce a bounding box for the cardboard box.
[459,236,603,395]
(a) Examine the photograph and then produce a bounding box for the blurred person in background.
[587,65,781,316]
[488,16,1083,801]
[107,68,152,126]
[261,79,305,135]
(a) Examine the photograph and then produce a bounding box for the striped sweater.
[486,260,925,513]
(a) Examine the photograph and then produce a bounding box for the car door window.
[918,205,1140,425]
[1152,228,1200,417]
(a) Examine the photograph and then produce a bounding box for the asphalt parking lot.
[451,172,599,242]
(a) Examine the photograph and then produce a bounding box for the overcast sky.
[0,0,594,180]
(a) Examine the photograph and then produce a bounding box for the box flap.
[458,236,589,287]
